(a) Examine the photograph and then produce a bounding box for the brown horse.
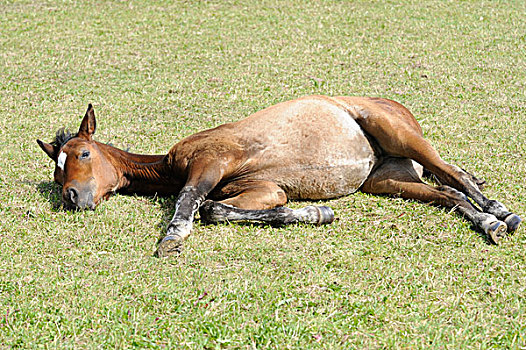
[37,96,521,257]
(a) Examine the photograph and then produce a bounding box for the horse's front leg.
[155,186,206,257]
[155,156,232,258]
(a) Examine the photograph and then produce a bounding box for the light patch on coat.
[57,152,67,171]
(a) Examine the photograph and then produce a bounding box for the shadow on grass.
[35,182,182,243]
[152,195,176,242]
[34,182,497,246]
[36,181,64,211]
[468,222,494,245]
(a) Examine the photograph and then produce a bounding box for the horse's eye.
[80,150,90,159]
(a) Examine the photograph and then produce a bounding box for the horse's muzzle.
[63,186,96,210]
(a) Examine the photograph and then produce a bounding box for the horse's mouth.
[60,189,116,211]
[62,201,96,211]
[62,192,97,211]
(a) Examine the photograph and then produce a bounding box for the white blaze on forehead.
[57,151,67,171]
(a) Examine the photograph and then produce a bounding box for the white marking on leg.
[167,187,204,239]
[167,220,193,239]
[294,206,321,224]
[57,151,67,170]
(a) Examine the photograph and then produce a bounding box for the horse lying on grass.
[37,96,521,257]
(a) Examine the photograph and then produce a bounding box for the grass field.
[1,0,525,348]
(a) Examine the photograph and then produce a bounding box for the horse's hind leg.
[416,151,519,232]
[423,167,486,190]
[420,159,520,231]
[361,158,508,243]
[339,98,521,232]
[201,180,334,225]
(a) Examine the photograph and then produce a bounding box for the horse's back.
[230,96,379,199]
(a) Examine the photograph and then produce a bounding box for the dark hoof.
[315,206,335,225]
[487,221,507,245]
[155,235,184,258]
[504,213,521,232]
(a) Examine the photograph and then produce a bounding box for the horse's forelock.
[50,127,128,152]
[51,128,77,148]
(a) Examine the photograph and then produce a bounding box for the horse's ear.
[37,139,58,160]
[78,104,96,140]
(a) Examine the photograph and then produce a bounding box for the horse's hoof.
[487,221,507,245]
[315,206,335,225]
[155,235,184,258]
[504,213,521,232]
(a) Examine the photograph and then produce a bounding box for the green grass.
[1,0,525,348]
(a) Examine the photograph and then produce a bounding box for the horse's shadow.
[35,182,495,246]
[153,194,495,245]
[153,195,275,240]
[36,181,177,238]
[36,181,64,211]
[132,195,273,246]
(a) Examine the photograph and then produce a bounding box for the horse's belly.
[246,98,378,199]
[274,159,376,200]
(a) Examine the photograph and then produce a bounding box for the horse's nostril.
[67,187,79,203]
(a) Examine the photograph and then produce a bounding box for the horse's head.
[37,105,120,210]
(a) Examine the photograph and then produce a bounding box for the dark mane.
[51,128,77,148]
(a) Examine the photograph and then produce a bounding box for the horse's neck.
[101,144,183,195]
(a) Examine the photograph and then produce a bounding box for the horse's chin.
[63,192,115,211]
[62,201,96,211]
[61,193,97,211]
